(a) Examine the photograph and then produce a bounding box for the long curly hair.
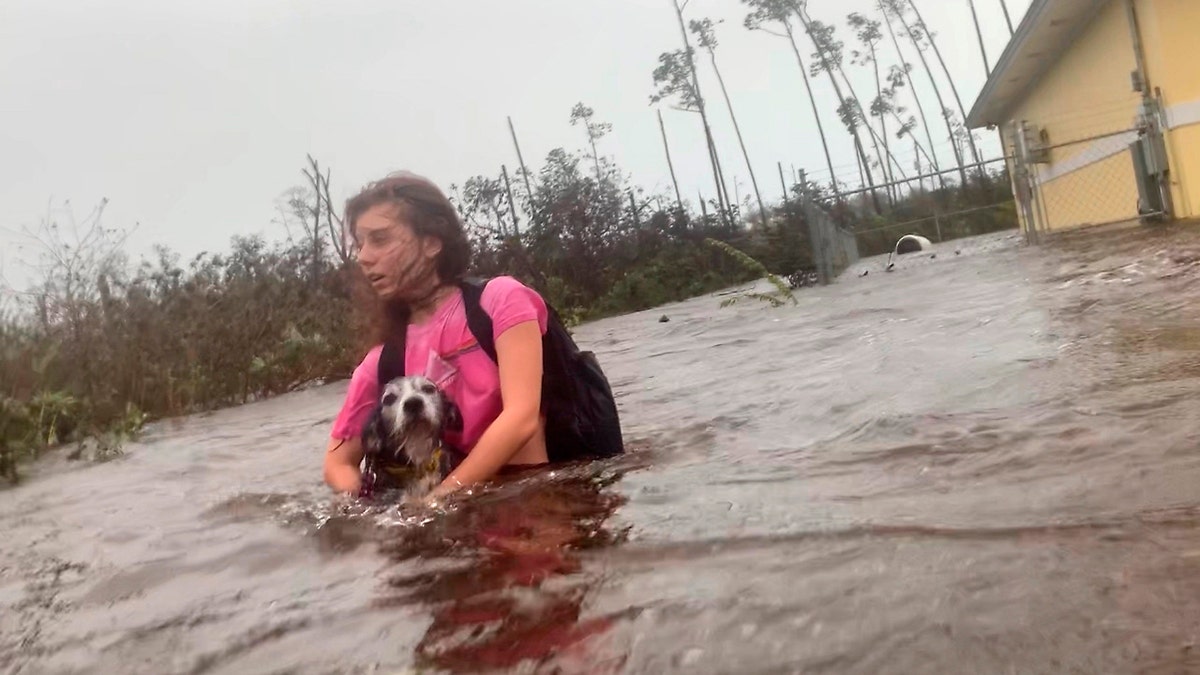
[343,171,472,348]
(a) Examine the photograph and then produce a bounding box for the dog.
[359,375,463,501]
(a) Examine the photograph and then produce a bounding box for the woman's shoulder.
[478,276,548,333]
[480,275,539,296]
[479,275,545,306]
[351,344,385,382]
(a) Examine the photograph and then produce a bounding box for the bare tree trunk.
[507,116,537,220]
[657,109,685,212]
[792,10,881,213]
[671,0,732,227]
[854,149,867,192]
[879,1,946,191]
[968,0,991,77]
[782,22,840,198]
[709,128,736,221]
[706,49,768,226]
[888,2,968,188]
[907,0,983,166]
[999,0,1015,35]
[588,130,603,186]
[835,70,893,206]
[501,164,521,236]
[914,137,924,192]
[836,64,917,192]
[303,154,349,267]
[868,39,894,202]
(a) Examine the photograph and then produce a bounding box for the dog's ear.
[442,398,463,433]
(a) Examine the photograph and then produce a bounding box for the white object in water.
[886,234,934,271]
[893,234,933,255]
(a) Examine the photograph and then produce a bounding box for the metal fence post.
[1015,120,1041,244]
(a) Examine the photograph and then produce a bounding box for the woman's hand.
[323,436,364,494]
[433,319,545,497]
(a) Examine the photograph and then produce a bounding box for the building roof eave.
[966,0,1111,129]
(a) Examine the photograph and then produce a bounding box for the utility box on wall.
[1022,124,1052,164]
[1131,130,1169,216]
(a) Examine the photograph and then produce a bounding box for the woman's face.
[354,203,443,301]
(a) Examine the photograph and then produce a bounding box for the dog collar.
[380,446,445,480]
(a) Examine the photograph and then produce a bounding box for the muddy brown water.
[7,225,1200,674]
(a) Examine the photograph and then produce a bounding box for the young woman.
[323,171,549,501]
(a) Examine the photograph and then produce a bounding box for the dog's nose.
[402,398,424,416]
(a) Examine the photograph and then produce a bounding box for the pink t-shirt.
[330,276,548,453]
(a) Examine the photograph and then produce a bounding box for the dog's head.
[363,375,463,469]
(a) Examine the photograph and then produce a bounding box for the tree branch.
[752,27,789,39]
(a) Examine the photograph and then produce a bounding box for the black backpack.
[376,277,625,464]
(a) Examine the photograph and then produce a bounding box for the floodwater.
[7,224,1200,674]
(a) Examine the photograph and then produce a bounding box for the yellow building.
[967,0,1200,235]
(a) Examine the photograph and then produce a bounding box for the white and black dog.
[359,376,463,501]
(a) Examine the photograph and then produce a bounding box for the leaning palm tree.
[880,0,967,188]
[906,0,983,167]
[651,0,735,226]
[847,11,939,198]
[848,12,896,199]
[883,64,942,192]
[794,4,886,211]
[690,17,769,227]
[877,1,945,190]
[742,0,840,198]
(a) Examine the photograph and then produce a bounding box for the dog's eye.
[381,393,397,406]
[420,383,437,395]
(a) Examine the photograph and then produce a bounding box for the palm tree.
[906,0,984,167]
[794,4,883,211]
[742,0,840,198]
[651,0,734,226]
[691,18,768,226]
[848,12,896,200]
[881,0,967,188]
[569,103,611,186]
[878,1,945,190]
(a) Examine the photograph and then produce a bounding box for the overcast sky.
[0,0,1032,289]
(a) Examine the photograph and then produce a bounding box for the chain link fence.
[1016,127,1146,235]
[1007,96,1173,242]
[797,195,859,285]
[848,199,1019,258]
[796,156,1019,279]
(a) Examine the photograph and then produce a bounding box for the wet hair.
[344,171,471,283]
[344,171,472,346]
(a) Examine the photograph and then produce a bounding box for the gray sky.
[0,0,1031,289]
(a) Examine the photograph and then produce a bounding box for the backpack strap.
[377,279,494,387]
[377,332,406,385]
[459,277,498,363]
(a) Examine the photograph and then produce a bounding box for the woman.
[323,171,548,501]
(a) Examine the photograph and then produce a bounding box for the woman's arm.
[429,319,544,499]
[324,436,364,494]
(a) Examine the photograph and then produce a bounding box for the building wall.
[1003,0,1145,232]
[1138,0,1200,218]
